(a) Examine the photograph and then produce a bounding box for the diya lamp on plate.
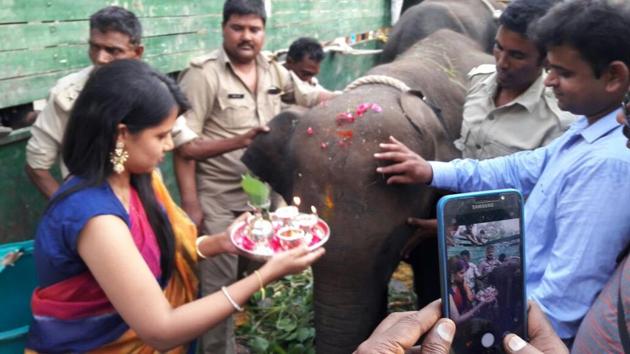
[274,206,299,226]
[277,226,306,250]
[293,212,318,234]
[249,218,273,245]
[274,196,301,226]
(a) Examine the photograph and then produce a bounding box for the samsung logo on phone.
[472,202,495,209]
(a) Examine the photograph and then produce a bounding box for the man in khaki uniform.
[454,0,575,160]
[25,6,226,200]
[25,6,147,198]
[175,1,332,353]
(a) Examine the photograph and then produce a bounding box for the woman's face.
[453,269,465,284]
[120,106,178,174]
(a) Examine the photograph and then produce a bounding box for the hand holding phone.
[437,189,527,354]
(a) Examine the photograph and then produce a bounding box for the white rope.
[344,75,410,93]
[480,0,503,19]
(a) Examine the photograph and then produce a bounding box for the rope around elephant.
[344,75,411,93]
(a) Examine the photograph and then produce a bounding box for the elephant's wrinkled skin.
[381,0,505,63]
[243,30,493,353]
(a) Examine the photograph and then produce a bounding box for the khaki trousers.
[197,197,238,354]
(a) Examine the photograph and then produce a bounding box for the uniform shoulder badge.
[190,51,219,68]
[467,64,496,78]
[53,67,92,112]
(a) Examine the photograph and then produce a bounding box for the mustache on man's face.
[237,41,254,48]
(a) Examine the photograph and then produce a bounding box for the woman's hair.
[54,59,190,281]
[448,256,467,275]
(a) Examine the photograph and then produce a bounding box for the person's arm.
[530,157,630,338]
[173,151,203,229]
[451,294,493,324]
[25,95,67,199]
[176,127,270,161]
[472,263,481,278]
[24,165,59,199]
[464,283,474,302]
[78,215,325,351]
[375,136,548,195]
[279,65,337,108]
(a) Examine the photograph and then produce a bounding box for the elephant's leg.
[409,237,441,308]
[312,258,391,354]
[311,222,408,354]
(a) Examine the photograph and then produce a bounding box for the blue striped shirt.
[429,110,630,338]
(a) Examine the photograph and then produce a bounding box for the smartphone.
[623,91,630,121]
[437,189,526,354]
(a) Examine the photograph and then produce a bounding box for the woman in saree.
[25,59,325,353]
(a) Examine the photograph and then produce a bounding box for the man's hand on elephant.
[402,218,438,258]
[354,300,455,354]
[374,136,433,185]
[502,301,568,354]
[239,126,271,148]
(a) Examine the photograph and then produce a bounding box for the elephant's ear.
[241,110,300,201]
[400,90,460,161]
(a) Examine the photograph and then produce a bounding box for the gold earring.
[109,141,129,174]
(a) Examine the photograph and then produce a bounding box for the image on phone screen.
[439,191,525,354]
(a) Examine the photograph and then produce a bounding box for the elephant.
[242,30,493,353]
[381,0,505,63]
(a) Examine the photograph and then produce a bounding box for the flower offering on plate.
[230,209,330,259]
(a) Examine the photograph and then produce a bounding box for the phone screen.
[438,190,526,354]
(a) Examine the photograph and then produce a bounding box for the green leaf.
[241,173,270,207]
[296,327,312,342]
[248,336,270,352]
[276,318,297,332]
[287,344,306,354]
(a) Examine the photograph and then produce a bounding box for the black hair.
[531,0,630,78]
[54,59,190,282]
[499,0,558,59]
[460,250,470,257]
[498,253,507,262]
[90,6,143,45]
[223,0,266,25]
[287,37,325,63]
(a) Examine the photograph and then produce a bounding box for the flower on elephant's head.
[335,112,355,125]
[355,103,371,117]
[370,103,383,113]
[355,103,383,117]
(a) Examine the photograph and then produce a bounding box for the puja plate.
[230,218,330,259]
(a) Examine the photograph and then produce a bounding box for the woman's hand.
[261,245,325,282]
[354,300,455,354]
[197,213,251,258]
[374,136,433,185]
[503,301,569,354]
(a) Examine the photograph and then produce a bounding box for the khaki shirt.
[454,64,576,159]
[281,71,332,110]
[26,66,198,178]
[178,48,322,211]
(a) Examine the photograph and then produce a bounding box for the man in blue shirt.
[375,0,630,343]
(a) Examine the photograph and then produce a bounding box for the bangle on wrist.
[196,235,209,260]
[254,270,266,299]
[221,286,244,312]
